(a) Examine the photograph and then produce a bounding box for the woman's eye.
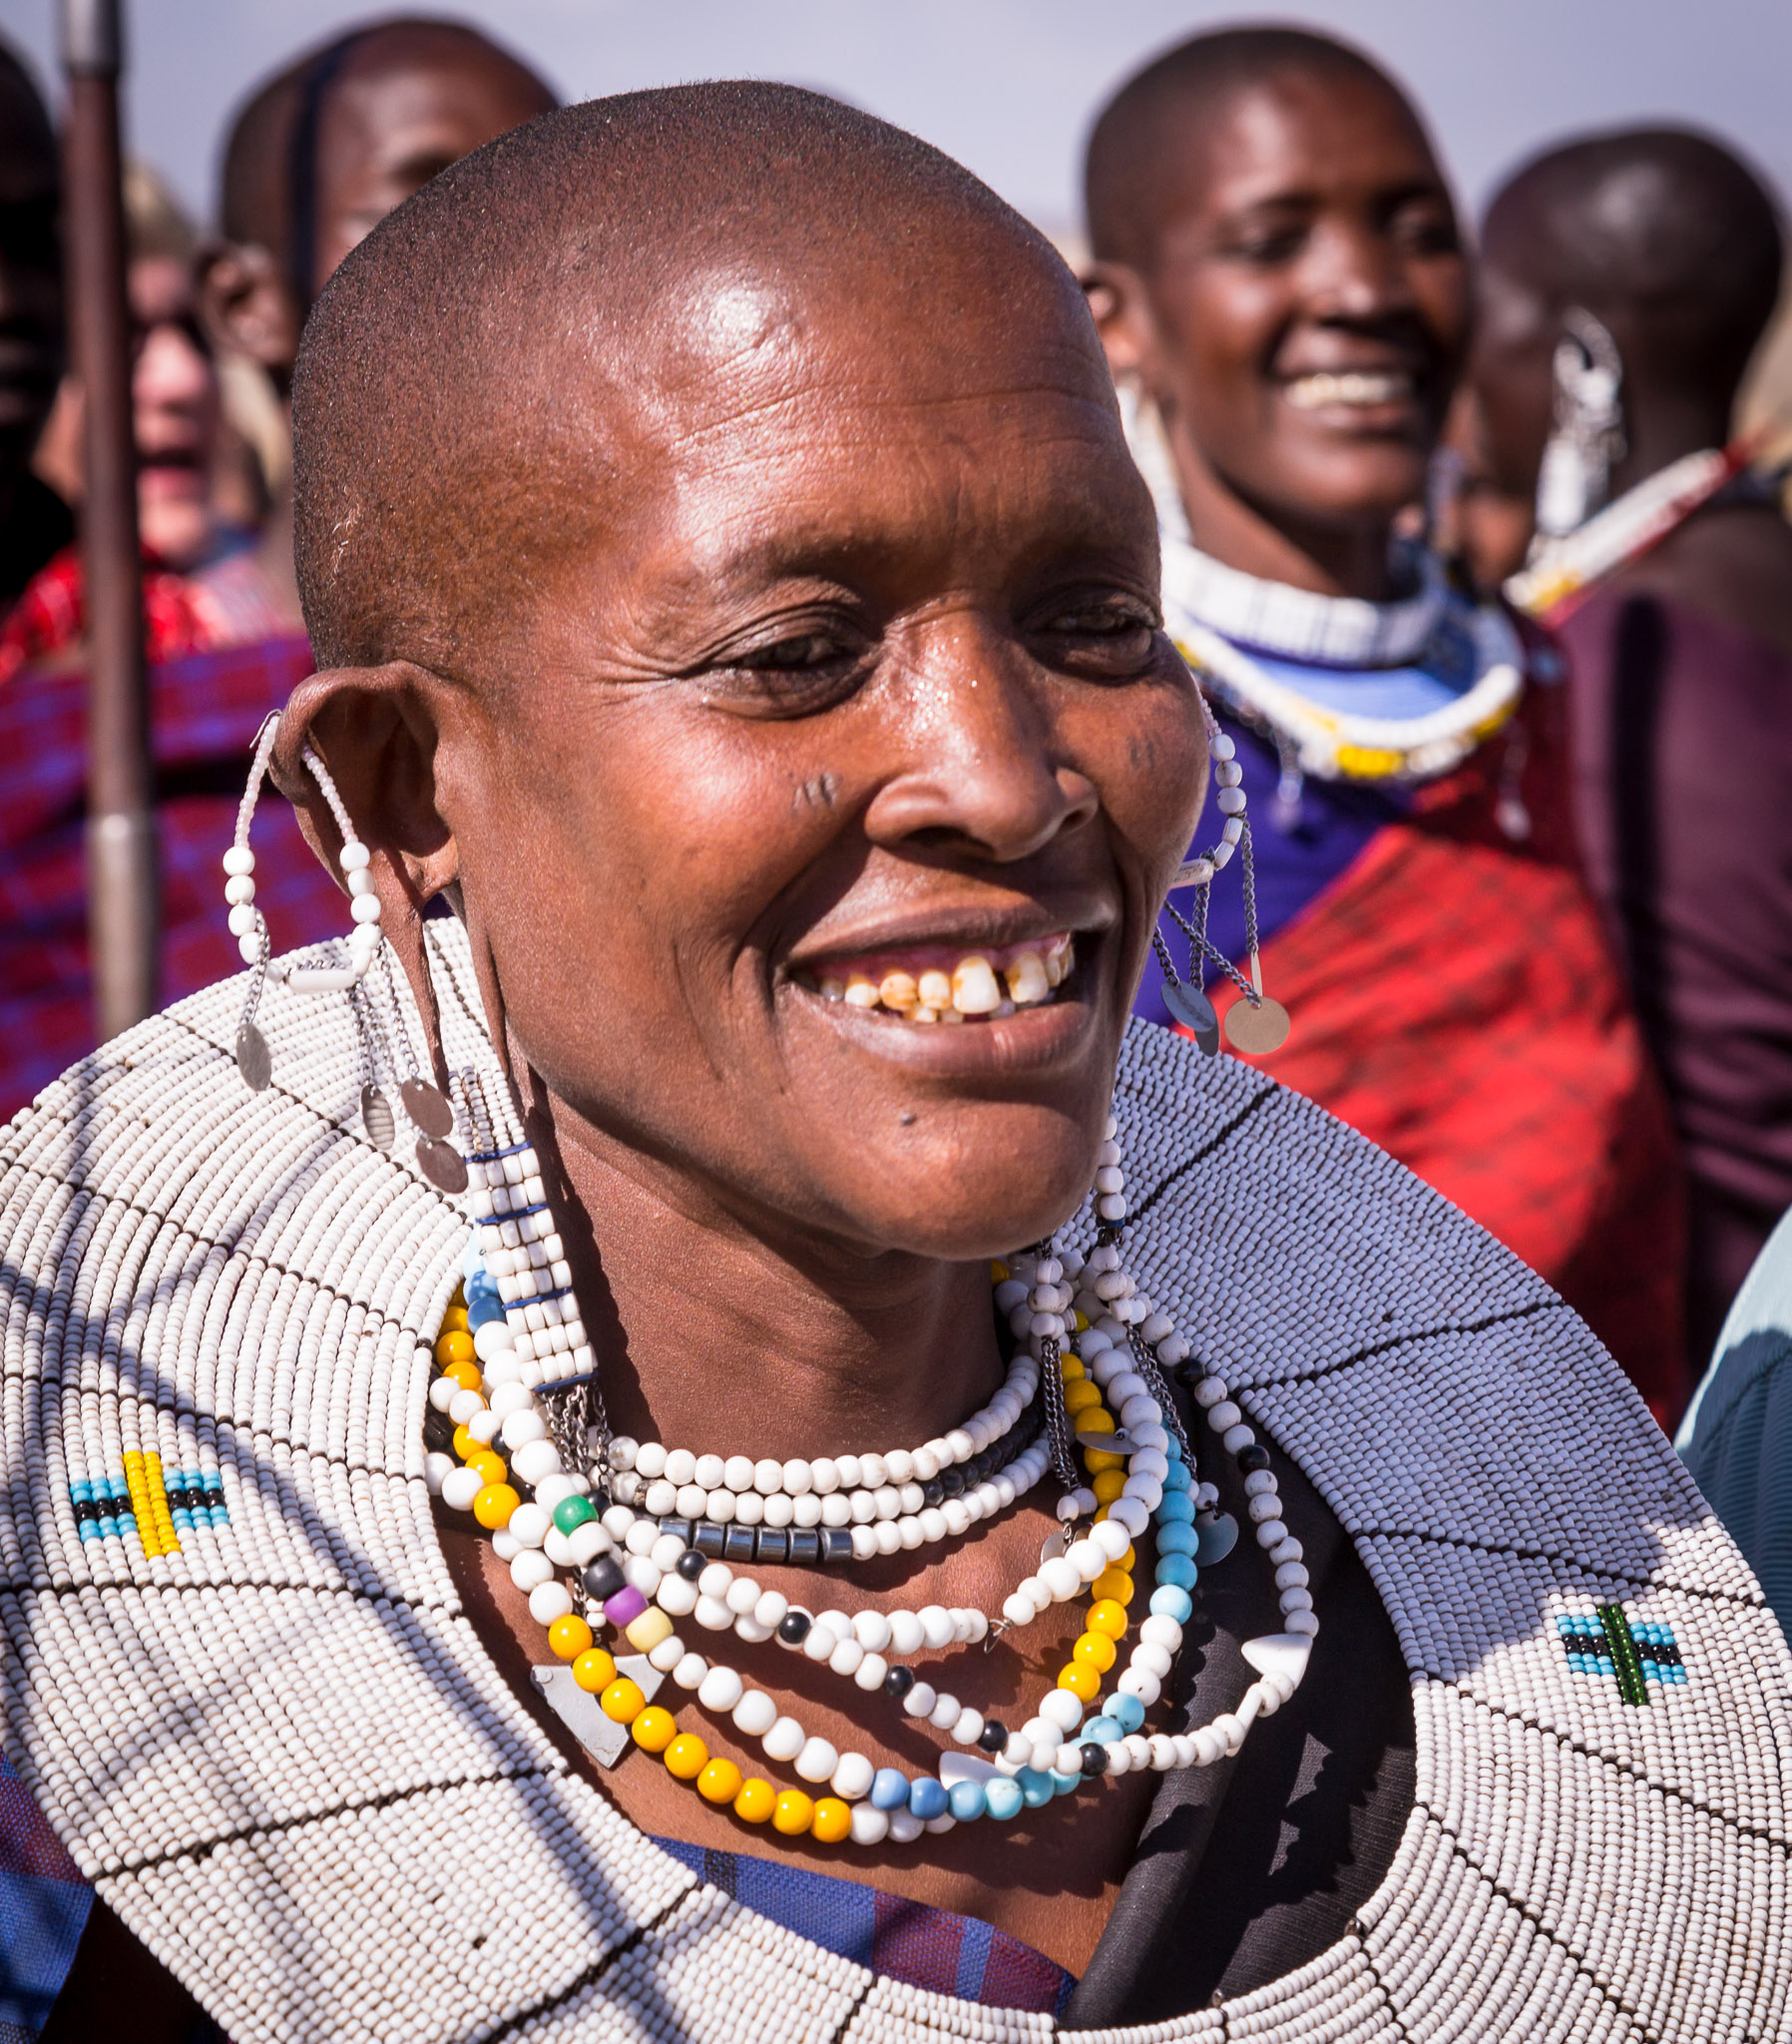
[734,632,854,672]
[698,624,871,717]
[1034,599,1158,678]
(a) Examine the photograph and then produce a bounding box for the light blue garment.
[1679,1204,1792,1625]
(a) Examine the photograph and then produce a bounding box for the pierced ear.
[1081,260,1162,387]
[271,664,462,1087]
[200,241,302,388]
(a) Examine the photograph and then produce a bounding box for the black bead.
[590,1489,614,1515]
[1173,1357,1203,1386]
[1236,1443,1271,1474]
[940,1467,965,1500]
[582,1555,626,1603]
[777,1609,811,1646]
[660,1516,693,1545]
[754,1527,789,1564]
[884,1665,916,1700]
[922,1479,945,1509]
[977,1719,1009,1754]
[1079,1742,1109,1777]
[723,1526,756,1563]
[787,1527,821,1566]
[675,1548,706,1581]
[821,1527,855,1566]
[693,1522,727,1557]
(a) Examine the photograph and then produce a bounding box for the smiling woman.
[2,81,1787,2044]
[1083,29,1690,1424]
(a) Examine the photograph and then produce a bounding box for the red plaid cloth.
[1211,677,1690,1427]
[0,633,343,1125]
[0,546,224,686]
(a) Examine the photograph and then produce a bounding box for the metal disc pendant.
[361,1085,395,1151]
[1161,979,1220,1056]
[1224,995,1291,1056]
[1194,1509,1239,1566]
[415,1135,468,1194]
[1038,1528,1070,1564]
[1076,1425,1135,1455]
[400,1078,455,1139]
[234,1022,271,1091]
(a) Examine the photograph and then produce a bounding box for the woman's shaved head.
[292,82,1071,672]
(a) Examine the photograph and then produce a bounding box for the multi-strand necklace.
[424,1070,1316,1853]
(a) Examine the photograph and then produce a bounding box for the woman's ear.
[271,663,462,1084]
[1082,259,1165,389]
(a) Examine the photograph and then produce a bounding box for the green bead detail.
[1596,1603,1650,1708]
[553,1494,597,1534]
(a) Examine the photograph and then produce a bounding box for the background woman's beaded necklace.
[426,1073,1317,1853]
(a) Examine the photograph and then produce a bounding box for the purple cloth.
[1559,587,1792,1351]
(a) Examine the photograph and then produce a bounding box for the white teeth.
[808,937,1076,1022]
[1006,952,1050,1005]
[1285,370,1412,411]
[951,956,1003,1016]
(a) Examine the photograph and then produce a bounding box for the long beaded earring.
[1152,690,1290,1056]
[222,718,465,1188]
[1533,306,1624,545]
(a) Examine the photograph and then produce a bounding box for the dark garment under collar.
[1067,1393,1415,2028]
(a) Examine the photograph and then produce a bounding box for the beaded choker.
[426,1073,1315,1852]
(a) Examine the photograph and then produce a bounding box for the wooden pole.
[62,0,158,1041]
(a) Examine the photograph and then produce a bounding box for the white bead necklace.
[430,1074,1319,1851]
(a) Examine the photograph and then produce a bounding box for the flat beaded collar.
[1,920,1786,2044]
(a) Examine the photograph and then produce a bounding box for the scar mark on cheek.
[795,771,840,811]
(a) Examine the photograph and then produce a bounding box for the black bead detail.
[1236,1443,1271,1474]
[723,1526,756,1563]
[693,1522,727,1558]
[940,1467,966,1500]
[754,1527,789,1565]
[884,1665,916,1700]
[821,1527,855,1566]
[1173,1357,1203,1386]
[675,1548,706,1581]
[590,1489,614,1515]
[787,1526,821,1566]
[582,1555,627,1603]
[660,1516,694,1545]
[1079,1742,1109,1777]
[977,1719,1009,1754]
[922,1479,945,1509]
[777,1610,812,1646]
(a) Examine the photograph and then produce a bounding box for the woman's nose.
[134,321,211,411]
[860,616,1100,864]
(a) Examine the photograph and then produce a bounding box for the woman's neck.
[1164,408,1401,602]
[537,1099,1009,1462]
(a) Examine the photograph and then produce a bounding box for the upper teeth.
[1285,371,1411,410]
[813,935,1075,1022]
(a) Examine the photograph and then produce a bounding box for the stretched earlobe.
[270,663,463,1092]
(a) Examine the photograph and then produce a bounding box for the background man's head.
[0,39,62,490]
[1083,27,1467,584]
[1474,126,1784,502]
[206,16,557,394]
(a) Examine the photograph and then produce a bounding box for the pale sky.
[3,0,1788,239]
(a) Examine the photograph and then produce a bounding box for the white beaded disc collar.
[1,920,1787,2044]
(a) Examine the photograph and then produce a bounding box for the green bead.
[553,1494,597,1534]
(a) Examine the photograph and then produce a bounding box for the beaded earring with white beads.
[1153,686,1290,1057]
[224,718,385,1089]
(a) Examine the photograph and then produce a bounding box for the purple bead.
[603,1585,648,1628]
